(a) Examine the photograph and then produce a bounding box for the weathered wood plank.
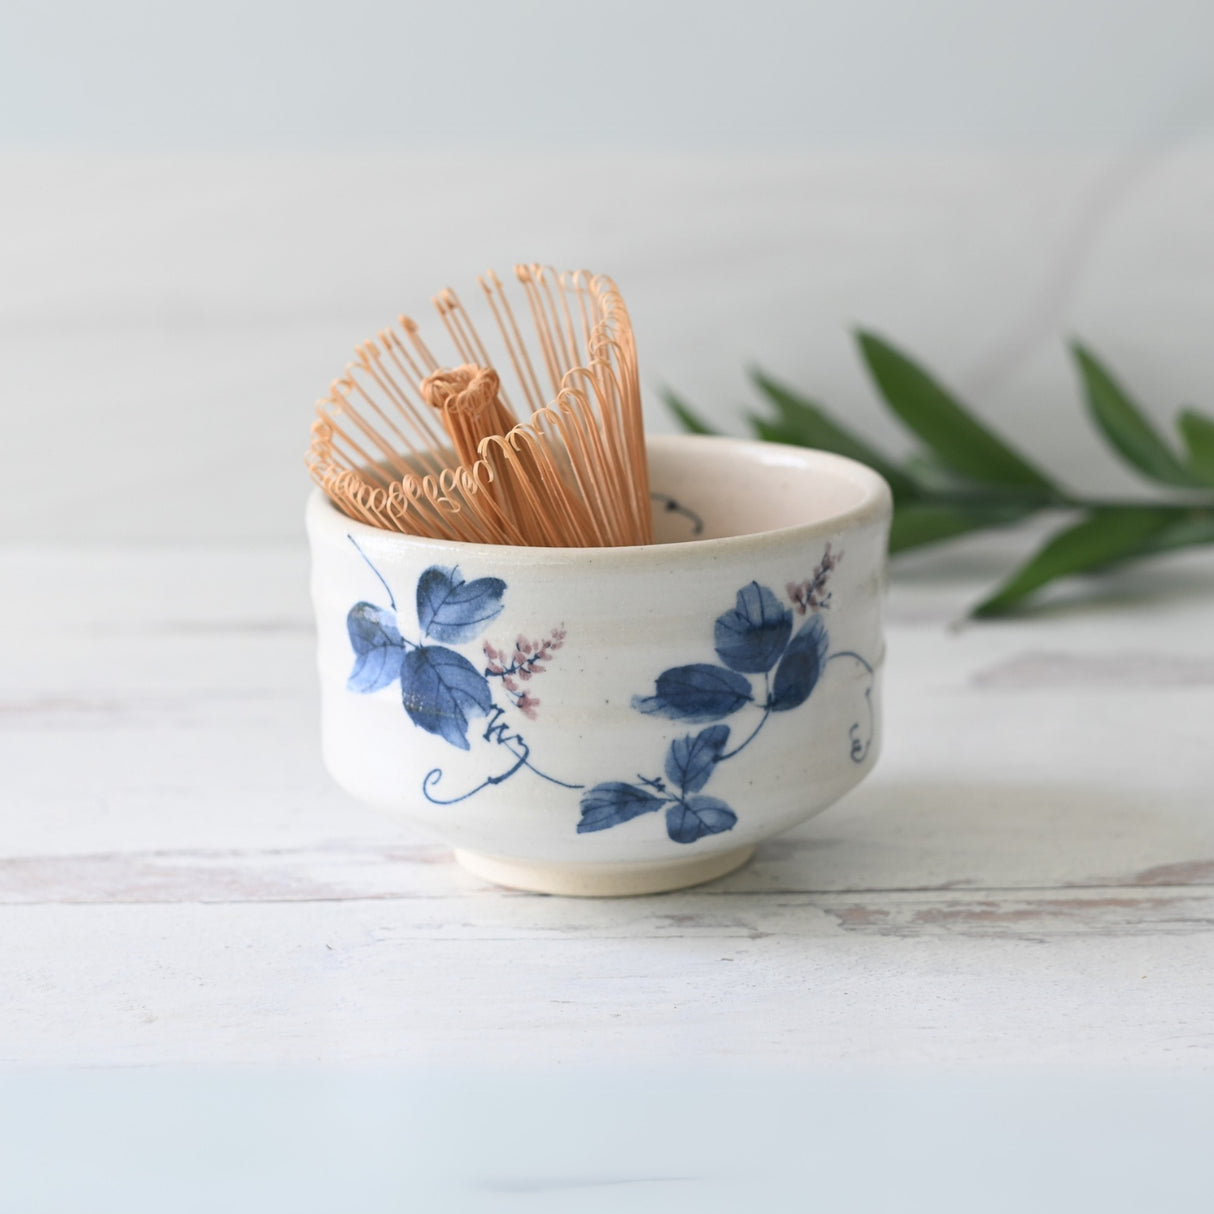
[4,844,1214,917]
[4,544,1214,1067]
[5,899,1213,1067]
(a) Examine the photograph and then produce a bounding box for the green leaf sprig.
[665,335,1214,616]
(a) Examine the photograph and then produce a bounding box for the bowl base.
[452,845,755,897]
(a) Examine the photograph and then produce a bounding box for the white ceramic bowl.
[308,434,891,895]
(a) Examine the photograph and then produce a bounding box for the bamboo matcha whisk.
[307,265,652,547]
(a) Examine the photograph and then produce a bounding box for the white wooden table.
[5,527,1213,1071]
[5,151,1214,1200]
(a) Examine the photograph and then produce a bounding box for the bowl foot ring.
[453,844,756,897]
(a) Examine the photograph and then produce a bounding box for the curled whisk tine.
[307,265,651,547]
[399,314,441,373]
[565,269,597,368]
[316,385,406,488]
[515,263,566,398]
[542,391,629,547]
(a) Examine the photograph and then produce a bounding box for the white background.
[2,0,1213,541]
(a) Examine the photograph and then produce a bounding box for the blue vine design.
[343,536,580,804]
[578,543,875,845]
[341,536,872,839]
[650,492,704,537]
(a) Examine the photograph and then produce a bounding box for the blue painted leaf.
[714,582,792,673]
[770,615,830,712]
[346,602,406,693]
[416,565,506,643]
[633,664,753,722]
[400,645,493,750]
[665,724,731,794]
[666,795,738,844]
[578,783,668,833]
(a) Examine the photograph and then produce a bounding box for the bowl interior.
[312,434,889,557]
[648,435,886,544]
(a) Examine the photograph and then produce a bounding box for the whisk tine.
[515,265,565,397]
[322,379,416,482]
[349,345,444,467]
[381,324,430,387]
[432,290,473,364]
[308,264,652,548]
[478,269,545,415]
[399,315,442,373]
[568,270,596,370]
[432,288,516,419]
[432,287,515,413]
[540,268,579,374]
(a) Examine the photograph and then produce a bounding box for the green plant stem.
[670,333,1214,615]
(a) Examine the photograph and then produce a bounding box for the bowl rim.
[307,433,892,567]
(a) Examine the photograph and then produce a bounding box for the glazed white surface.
[4,529,1214,1067]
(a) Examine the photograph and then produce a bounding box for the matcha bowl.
[308,434,891,895]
